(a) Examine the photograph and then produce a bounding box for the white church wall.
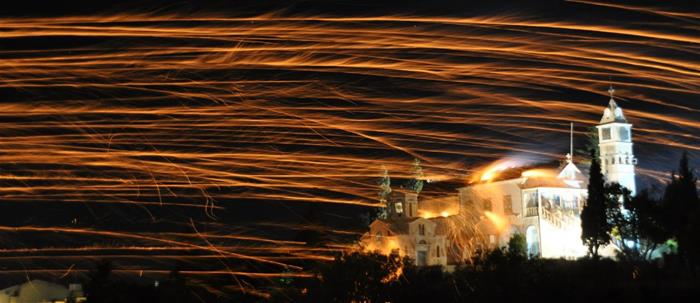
[539,217,587,259]
[458,179,525,249]
[458,179,524,217]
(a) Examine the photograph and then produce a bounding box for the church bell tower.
[596,85,637,195]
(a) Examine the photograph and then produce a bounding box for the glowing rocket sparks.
[0,6,697,295]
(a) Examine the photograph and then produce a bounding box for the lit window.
[483,198,492,211]
[525,192,537,207]
[503,195,512,214]
[601,127,611,140]
[619,127,630,141]
[394,202,403,214]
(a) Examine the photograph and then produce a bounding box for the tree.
[581,148,611,258]
[404,158,425,194]
[624,189,667,260]
[660,151,700,273]
[662,151,699,261]
[157,263,194,303]
[294,205,325,246]
[507,232,527,259]
[377,165,392,203]
[86,260,114,303]
[363,166,391,224]
[85,260,159,303]
[308,251,405,302]
[580,126,600,160]
[607,183,639,260]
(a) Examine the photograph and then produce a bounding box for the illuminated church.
[363,87,637,264]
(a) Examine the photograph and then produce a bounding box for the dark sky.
[0,0,698,294]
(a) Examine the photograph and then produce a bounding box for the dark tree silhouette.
[308,251,404,302]
[581,149,611,258]
[606,183,639,260]
[613,190,668,261]
[85,260,114,303]
[507,232,527,259]
[294,204,326,246]
[582,126,600,159]
[662,151,699,261]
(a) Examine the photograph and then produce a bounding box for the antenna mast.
[570,122,574,163]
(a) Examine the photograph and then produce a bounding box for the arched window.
[395,202,403,214]
[418,224,425,236]
[526,225,540,257]
[436,245,441,258]
[482,198,492,211]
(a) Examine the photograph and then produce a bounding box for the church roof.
[376,215,456,236]
[521,160,586,189]
[599,85,628,124]
[429,216,452,235]
[463,160,587,190]
[558,161,581,179]
[600,98,628,124]
[376,217,419,234]
[519,175,585,189]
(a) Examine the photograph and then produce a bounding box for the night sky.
[0,0,698,295]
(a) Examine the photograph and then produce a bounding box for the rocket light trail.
[0,1,699,296]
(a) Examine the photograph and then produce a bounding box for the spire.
[378,165,392,203]
[560,122,581,183]
[607,84,620,110]
[558,122,581,183]
[569,122,574,162]
[600,84,627,124]
[404,158,424,194]
[569,122,573,163]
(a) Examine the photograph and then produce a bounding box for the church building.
[362,87,638,264]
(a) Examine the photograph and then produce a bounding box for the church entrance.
[526,225,540,257]
[417,250,427,266]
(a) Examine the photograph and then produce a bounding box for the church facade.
[362,88,638,265]
[457,159,589,258]
[363,190,452,267]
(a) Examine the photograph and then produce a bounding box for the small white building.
[0,280,85,303]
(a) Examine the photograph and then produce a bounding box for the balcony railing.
[525,207,539,217]
[541,207,578,229]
